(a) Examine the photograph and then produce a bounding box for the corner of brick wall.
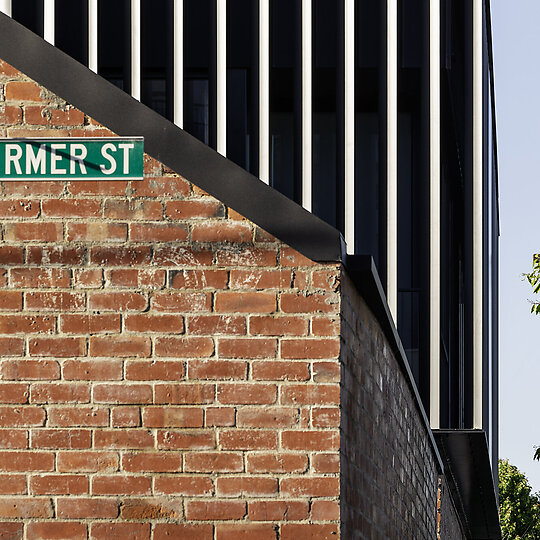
[0,58,342,539]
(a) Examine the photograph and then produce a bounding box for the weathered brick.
[0,498,53,519]
[186,500,246,521]
[92,475,151,496]
[142,407,203,428]
[30,383,90,403]
[56,498,119,519]
[184,453,243,473]
[122,453,182,473]
[57,452,119,473]
[89,336,151,357]
[248,501,309,521]
[171,269,229,289]
[155,477,214,496]
[30,429,91,449]
[30,474,88,495]
[126,360,185,381]
[246,453,308,474]
[91,523,150,540]
[218,384,277,405]
[154,383,215,404]
[155,336,214,358]
[215,292,276,313]
[215,524,277,540]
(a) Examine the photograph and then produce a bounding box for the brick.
[10,267,70,287]
[106,268,165,289]
[0,498,53,519]
[48,407,109,427]
[218,384,277,405]
[25,291,85,311]
[151,292,211,312]
[93,384,152,404]
[155,383,214,404]
[219,430,277,450]
[125,314,184,333]
[56,498,119,519]
[153,246,214,266]
[0,246,24,265]
[90,246,151,266]
[186,500,246,521]
[312,361,340,382]
[237,408,299,428]
[312,453,340,473]
[0,359,59,380]
[0,292,21,311]
[188,315,246,335]
[280,247,317,267]
[130,223,188,242]
[31,429,91,449]
[3,182,62,197]
[252,361,310,381]
[132,176,190,197]
[104,199,163,220]
[4,222,62,242]
[30,475,88,495]
[171,269,229,289]
[0,338,24,356]
[281,430,339,451]
[281,293,338,314]
[280,524,339,539]
[57,452,119,473]
[67,181,127,196]
[28,337,86,357]
[89,336,151,357]
[142,407,203,428]
[281,384,340,405]
[41,199,102,217]
[92,476,151,496]
[22,105,47,125]
[216,477,277,498]
[0,452,53,471]
[311,500,340,521]
[215,525,277,540]
[0,383,28,404]
[0,430,28,449]
[123,452,182,473]
[50,107,85,125]
[0,475,26,495]
[94,430,154,450]
[219,338,277,359]
[0,59,20,76]
[92,523,150,540]
[280,477,339,497]
[155,477,214,496]
[248,501,309,521]
[0,407,45,427]
[155,524,214,540]
[246,453,308,474]
[250,316,308,336]
[312,408,340,428]
[184,452,243,473]
[126,360,183,381]
[155,336,214,358]
[206,407,235,427]
[60,314,120,334]
[5,81,43,101]
[63,359,122,380]
[229,269,293,290]
[192,221,253,243]
[111,407,140,427]
[26,246,86,265]
[281,339,340,359]
[30,383,89,403]
[189,360,247,380]
[74,268,103,288]
[166,199,223,219]
[0,104,23,126]
[120,498,183,520]
[215,247,277,267]
[157,430,215,450]
[89,291,147,311]
[215,292,276,313]
[0,199,39,218]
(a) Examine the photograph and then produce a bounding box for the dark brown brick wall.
[339,272,465,539]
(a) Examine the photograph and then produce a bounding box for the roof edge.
[0,13,343,263]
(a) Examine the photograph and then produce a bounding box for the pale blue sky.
[492,0,540,491]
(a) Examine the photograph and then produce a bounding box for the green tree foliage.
[499,459,540,539]
[524,255,540,314]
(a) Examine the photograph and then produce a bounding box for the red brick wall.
[0,59,341,539]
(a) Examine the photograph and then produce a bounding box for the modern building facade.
[0,0,499,538]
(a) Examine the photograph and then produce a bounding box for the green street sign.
[0,137,144,181]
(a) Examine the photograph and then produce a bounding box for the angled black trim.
[0,13,343,262]
[434,430,502,539]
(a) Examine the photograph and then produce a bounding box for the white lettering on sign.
[100,143,117,175]
[70,144,88,175]
[118,143,134,174]
[26,144,46,174]
[51,143,67,174]
[5,144,23,175]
